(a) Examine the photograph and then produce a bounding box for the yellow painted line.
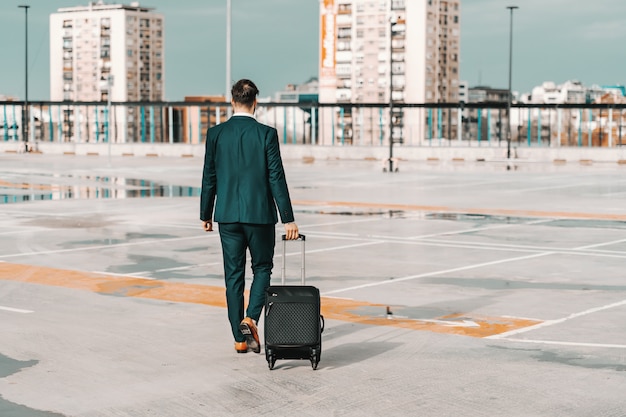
[319,298,540,338]
[293,199,626,221]
[0,262,227,309]
[0,262,540,338]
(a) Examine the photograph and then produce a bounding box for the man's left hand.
[284,222,299,240]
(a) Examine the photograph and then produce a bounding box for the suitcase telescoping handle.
[281,234,306,285]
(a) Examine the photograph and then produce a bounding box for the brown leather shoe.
[234,341,248,354]
[239,317,261,353]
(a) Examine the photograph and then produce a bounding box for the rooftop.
[56,1,154,13]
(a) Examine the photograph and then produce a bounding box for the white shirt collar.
[232,112,256,119]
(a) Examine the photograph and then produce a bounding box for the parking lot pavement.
[1,154,626,416]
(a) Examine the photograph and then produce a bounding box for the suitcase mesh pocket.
[265,302,319,345]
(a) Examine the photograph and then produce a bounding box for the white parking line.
[90,271,157,280]
[487,298,626,340]
[308,230,626,259]
[498,338,626,349]
[575,238,626,250]
[0,235,208,259]
[129,260,223,276]
[322,252,552,295]
[0,306,34,314]
[126,241,382,276]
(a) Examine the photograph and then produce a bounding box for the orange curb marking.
[292,200,626,221]
[0,262,540,338]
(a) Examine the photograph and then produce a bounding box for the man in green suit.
[201,79,299,354]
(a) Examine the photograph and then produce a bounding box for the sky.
[0,0,625,101]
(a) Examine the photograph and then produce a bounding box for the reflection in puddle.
[546,219,626,230]
[297,209,406,218]
[425,212,626,230]
[0,173,200,204]
[425,212,527,224]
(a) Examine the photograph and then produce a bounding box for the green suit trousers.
[218,222,275,343]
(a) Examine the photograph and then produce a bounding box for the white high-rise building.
[319,0,461,145]
[50,2,164,142]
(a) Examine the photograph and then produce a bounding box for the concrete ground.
[1,153,626,417]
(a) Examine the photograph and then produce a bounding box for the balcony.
[338,4,352,14]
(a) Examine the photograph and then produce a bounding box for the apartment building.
[319,0,460,145]
[50,1,164,142]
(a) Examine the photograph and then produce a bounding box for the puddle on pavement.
[0,173,200,204]
[534,350,626,371]
[106,254,191,276]
[297,209,407,218]
[425,212,626,230]
[545,219,626,230]
[66,233,177,245]
[490,346,626,372]
[24,216,115,229]
[425,212,527,224]
[0,353,67,417]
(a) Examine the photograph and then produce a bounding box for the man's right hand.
[284,222,299,240]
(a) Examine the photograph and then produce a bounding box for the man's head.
[231,79,258,112]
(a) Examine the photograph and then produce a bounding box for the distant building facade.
[50,1,165,142]
[467,86,509,103]
[271,78,320,144]
[521,80,625,105]
[525,81,586,104]
[181,96,226,144]
[318,0,461,145]
[274,77,319,103]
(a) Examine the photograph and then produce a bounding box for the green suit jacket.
[200,115,295,225]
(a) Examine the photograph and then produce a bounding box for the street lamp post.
[18,5,30,151]
[506,5,518,160]
[225,0,232,115]
[107,75,113,162]
[387,16,397,173]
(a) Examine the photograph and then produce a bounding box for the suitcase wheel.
[267,349,276,370]
[310,348,320,370]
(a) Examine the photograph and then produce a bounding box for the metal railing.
[2,100,625,148]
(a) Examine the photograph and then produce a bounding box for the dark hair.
[231,79,259,107]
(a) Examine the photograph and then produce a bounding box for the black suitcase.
[264,235,324,370]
